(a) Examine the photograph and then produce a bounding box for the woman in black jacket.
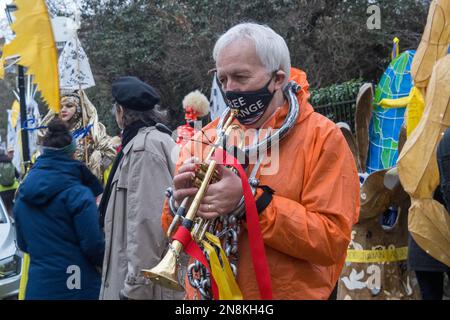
[14,118,105,299]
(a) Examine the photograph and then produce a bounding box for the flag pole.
[6,4,30,174]
[18,65,30,174]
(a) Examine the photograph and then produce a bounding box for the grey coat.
[99,127,183,300]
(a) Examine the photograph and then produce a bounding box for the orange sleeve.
[161,145,191,233]
[161,198,173,233]
[258,127,360,266]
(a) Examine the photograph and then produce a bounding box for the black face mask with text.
[220,77,275,125]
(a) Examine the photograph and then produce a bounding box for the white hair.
[213,22,291,82]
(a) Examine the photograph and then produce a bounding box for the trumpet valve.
[193,164,220,188]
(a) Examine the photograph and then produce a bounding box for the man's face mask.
[220,75,275,125]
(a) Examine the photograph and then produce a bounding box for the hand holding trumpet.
[173,157,243,219]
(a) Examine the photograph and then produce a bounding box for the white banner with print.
[58,36,95,90]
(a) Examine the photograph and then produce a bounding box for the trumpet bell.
[141,245,184,292]
[141,268,184,292]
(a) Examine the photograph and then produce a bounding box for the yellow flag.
[11,100,20,128]
[2,0,60,112]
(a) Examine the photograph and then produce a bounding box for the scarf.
[99,120,154,226]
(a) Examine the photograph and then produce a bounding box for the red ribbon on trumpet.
[212,148,273,300]
[172,226,220,300]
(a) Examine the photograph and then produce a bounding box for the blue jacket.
[14,150,105,300]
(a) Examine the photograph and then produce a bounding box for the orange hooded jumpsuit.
[162,68,360,299]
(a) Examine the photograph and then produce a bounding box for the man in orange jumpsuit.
[162,22,360,300]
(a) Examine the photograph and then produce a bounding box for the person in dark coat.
[99,76,181,300]
[437,127,450,215]
[13,118,105,300]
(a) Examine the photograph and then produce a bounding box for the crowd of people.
[5,21,449,301]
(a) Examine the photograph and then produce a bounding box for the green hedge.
[310,79,364,107]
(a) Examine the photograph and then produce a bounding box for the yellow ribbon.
[346,247,408,263]
[18,253,30,300]
[202,232,243,300]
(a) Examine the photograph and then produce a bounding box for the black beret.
[112,76,160,111]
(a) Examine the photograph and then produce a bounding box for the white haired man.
[162,22,360,300]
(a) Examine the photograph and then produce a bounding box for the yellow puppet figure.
[398,55,450,268]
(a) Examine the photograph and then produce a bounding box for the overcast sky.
[0,0,12,40]
[0,0,12,19]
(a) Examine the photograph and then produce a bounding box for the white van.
[0,199,22,299]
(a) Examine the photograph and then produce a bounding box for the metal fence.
[313,99,357,133]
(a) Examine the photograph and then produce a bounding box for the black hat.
[112,76,160,111]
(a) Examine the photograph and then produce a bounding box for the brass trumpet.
[141,109,239,291]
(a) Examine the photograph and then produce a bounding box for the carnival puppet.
[39,90,116,183]
[176,90,210,146]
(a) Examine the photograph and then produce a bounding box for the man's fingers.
[197,210,220,220]
[173,188,198,202]
[201,195,216,204]
[178,163,198,174]
[215,164,225,179]
[198,203,215,213]
[173,172,195,189]
[183,157,200,164]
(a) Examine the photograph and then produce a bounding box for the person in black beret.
[99,76,182,300]
[111,76,161,111]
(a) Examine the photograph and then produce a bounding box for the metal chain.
[187,213,242,300]
[187,257,213,300]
